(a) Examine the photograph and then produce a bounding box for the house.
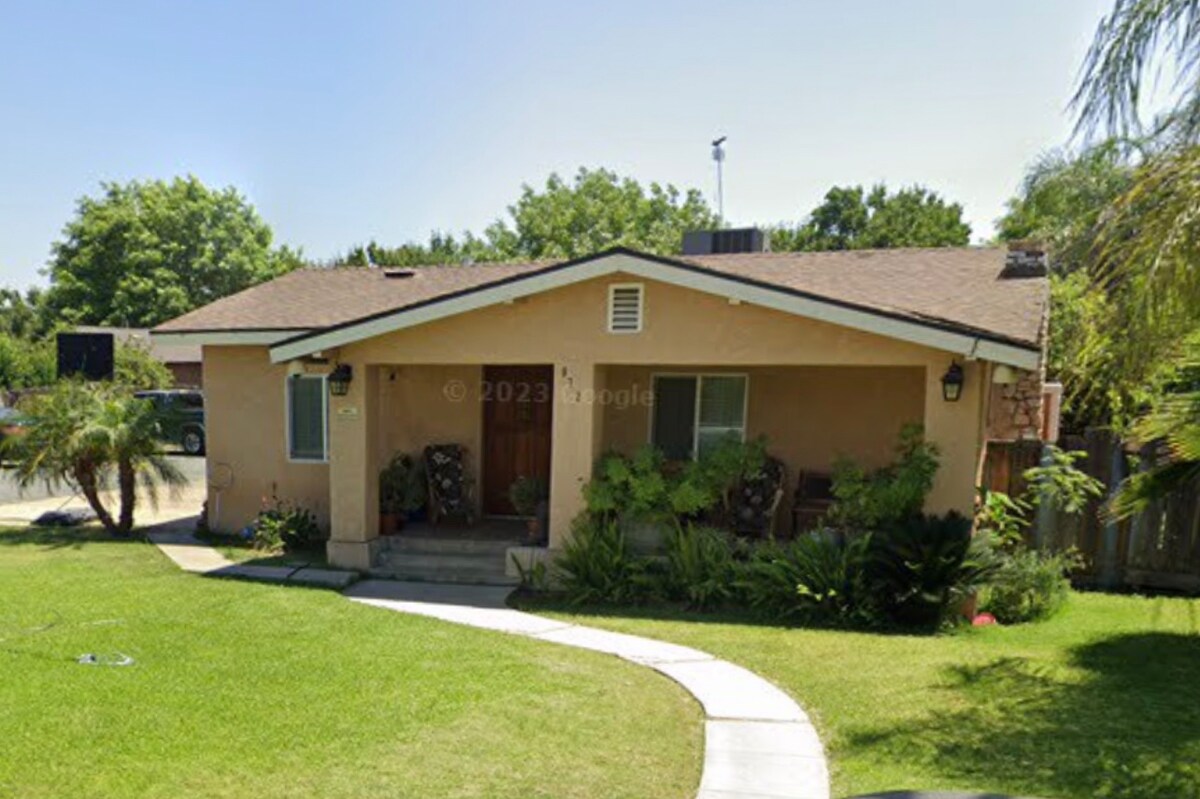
[151,238,1051,572]
[75,326,204,388]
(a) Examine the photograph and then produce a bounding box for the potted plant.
[508,475,548,543]
[379,453,425,535]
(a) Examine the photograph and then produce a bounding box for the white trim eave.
[152,330,307,347]
[268,252,1042,369]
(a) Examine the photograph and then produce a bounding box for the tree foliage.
[489,168,717,259]
[996,142,1135,273]
[45,176,302,328]
[772,184,971,251]
[341,167,717,266]
[0,334,55,392]
[1109,331,1200,518]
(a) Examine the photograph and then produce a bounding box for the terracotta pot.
[379,512,400,536]
[525,517,541,543]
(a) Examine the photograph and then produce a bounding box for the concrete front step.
[373,550,519,586]
[384,535,523,556]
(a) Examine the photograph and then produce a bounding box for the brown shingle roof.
[153,247,1047,349]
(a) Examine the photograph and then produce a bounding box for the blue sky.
[0,0,1111,288]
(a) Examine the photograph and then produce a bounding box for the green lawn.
[520,592,1200,799]
[0,527,701,799]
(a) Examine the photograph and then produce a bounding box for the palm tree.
[1072,0,1200,362]
[5,381,185,536]
[1072,0,1200,508]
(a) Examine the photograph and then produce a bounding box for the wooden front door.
[482,365,554,515]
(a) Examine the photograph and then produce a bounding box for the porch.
[322,358,982,572]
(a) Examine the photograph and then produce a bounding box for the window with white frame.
[650,374,747,459]
[287,374,328,461]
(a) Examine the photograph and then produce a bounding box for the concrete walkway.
[149,529,358,589]
[347,580,830,799]
[146,534,831,799]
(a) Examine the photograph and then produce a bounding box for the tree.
[0,287,50,340]
[5,381,184,536]
[0,334,55,391]
[340,167,717,266]
[996,144,1139,430]
[996,142,1135,273]
[487,168,717,259]
[773,184,971,251]
[114,341,174,391]
[1070,0,1200,505]
[44,176,302,328]
[343,231,495,267]
[1109,331,1200,518]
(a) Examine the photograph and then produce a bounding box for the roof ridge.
[298,258,561,273]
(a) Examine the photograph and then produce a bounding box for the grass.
[0,527,701,799]
[518,591,1200,799]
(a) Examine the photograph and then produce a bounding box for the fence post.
[1033,443,1054,549]
[1098,439,1126,590]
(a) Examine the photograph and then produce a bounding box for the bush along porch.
[526,427,1103,631]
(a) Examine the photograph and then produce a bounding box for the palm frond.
[1073,0,1200,142]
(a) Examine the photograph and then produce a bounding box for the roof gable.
[262,249,1043,368]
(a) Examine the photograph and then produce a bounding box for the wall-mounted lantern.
[941,362,965,402]
[328,364,353,397]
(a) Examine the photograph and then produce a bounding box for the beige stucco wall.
[201,272,991,566]
[378,364,484,512]
[202,346,330,534]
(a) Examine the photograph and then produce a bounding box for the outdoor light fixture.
[941,362,965,402]
[328,364,353,397]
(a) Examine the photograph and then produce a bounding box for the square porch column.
[327,362,382,570]
[548,361,603,551]
[923,359,985,517]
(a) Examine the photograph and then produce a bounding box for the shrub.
[508,475,548,516]
[982,548,1079,623]
[379,453,425,515]
[583,437,771,531]
[736,533,875,624]
[868,512,998,627]
[828,424,939,531]
[662,524,738,610]
[555,516,654,605]
[114,340,173,390]
[253,500,321,552]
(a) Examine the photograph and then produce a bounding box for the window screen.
[697,376,746,457]
[651,374,747,460]
[288,375,327,461]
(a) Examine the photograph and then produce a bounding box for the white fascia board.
[268,252,1042,369]
[151,330,305,347]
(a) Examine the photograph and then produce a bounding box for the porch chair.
[792,470,835,534]
[423,444,476,526]
[728,456,787,540]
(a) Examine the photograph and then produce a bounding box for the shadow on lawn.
[846,632,1200,799]
[0,525,142,550]
[511,593,938,637]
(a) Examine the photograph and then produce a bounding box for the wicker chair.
[728,456,787,540]
[423,444,476,525]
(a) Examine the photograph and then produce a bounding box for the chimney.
[682,227,769,256]
[1002,240,1048,278]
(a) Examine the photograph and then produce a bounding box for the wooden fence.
[982,430,1200,594]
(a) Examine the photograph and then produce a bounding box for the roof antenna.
[711,135,727,227]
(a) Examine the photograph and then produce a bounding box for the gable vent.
[608,283,643,333]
